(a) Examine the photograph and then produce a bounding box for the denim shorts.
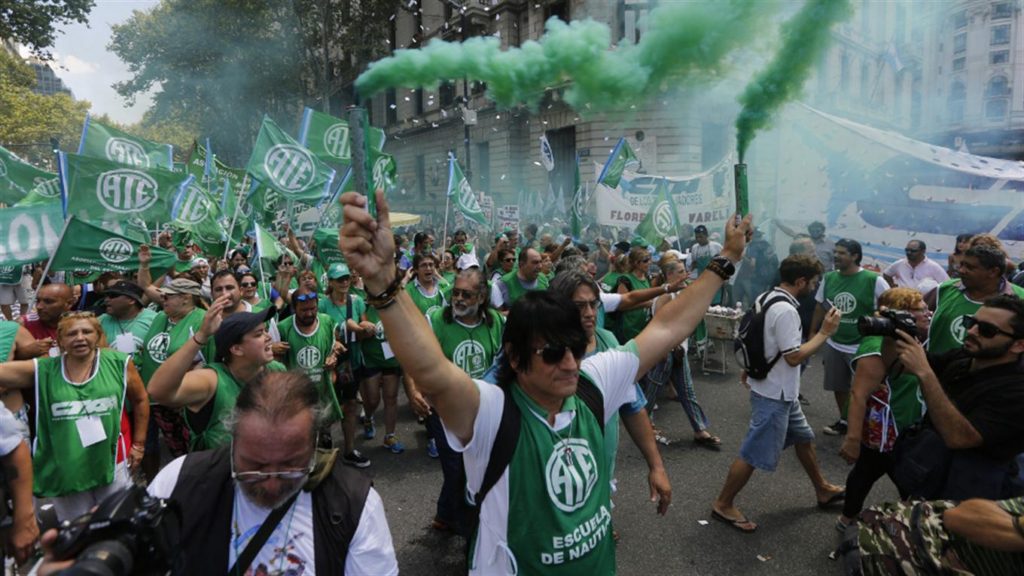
[739,391,816,471]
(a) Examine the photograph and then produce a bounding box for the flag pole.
[223,174,249,256]
[30,217,71,311]
[441,154,453,253]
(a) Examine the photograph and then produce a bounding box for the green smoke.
[735,0,852,161]
[356,1,781,111]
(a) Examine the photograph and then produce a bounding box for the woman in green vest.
[613,247,654,342]
[0,312,150,522]
[238,271,273,313]
[405,252,447,317]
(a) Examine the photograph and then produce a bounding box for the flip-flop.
[694,435,722,451]
[817,490,846,509]
[711,509,757,533]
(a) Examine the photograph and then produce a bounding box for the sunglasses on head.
[534,342,586,364]
[962,315,1017,339]
[294,292,319,303]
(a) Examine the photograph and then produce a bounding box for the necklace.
[528,404,577,465]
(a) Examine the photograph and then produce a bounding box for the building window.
[948,81,966,123]
[986,99,1008,119]
[385,89,397,126]
[545,0,569,23]
[414,89,424,116]
[953,57,966,71]
[475,142,490,192]
[953,10,967,29]
[993,2,1013,20]
[439,81,456,108]
[415,155,426,198]
[987,75,1010,97]
[471,80,487,96]
[992,50,1010,65]
[992,24,1011,46]
[954,32,967,54]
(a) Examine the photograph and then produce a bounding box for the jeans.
[425,411,469,535]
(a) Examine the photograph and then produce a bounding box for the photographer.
[837,288,931,531]
[888,293,1024,501]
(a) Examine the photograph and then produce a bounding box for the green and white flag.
[0,202,65,268]
[246,115,335,207]
[446,155,487,227]
[48,216,177,274]
[0,146,58,206]
[59,152,193,238]
[77,115,174,169]
[312,228,345,268]
[298,107,386,167]
[570,154,586,238]
[170,181,229,257]
[635,178,680,247]
[596,137,639,189]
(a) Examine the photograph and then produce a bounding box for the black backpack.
[734,291,791,380]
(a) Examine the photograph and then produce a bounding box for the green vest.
[500,270,549,307]
[99,308,158,364]
[428,308,504,378]
[823,269,879,345]
[405,280,447,317]
[319,293,367,368]
[138,308,210,385]
[361,306,398,370]
[853,336,926,429]
[185,361,285,452]
[614,273,651,342]
[598,272,620,294]
[928,280,1024,354]
[278,314,341,421]
[33,350,128,497]
[0,320,18,361]
[501,385,614,574]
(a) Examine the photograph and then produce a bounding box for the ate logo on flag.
[263,145,316,192]
[34,178,60,198]
[323,123,351,160]
[175,185,210,225]
[652,202,675,237]
[105,138,150,168]
[372,156,391,190]
[459,179,479,211]
[97,169,159,213]
[99,238,133,263]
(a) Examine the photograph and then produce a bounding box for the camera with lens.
[857,308,917,338]
[48,485,181,576]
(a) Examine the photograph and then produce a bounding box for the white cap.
[456,253,481,271]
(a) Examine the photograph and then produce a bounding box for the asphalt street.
[362,349,897,575]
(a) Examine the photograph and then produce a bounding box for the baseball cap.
[456,253,480,271]
[215,307,276,362]
[158,277,202,297]
[694,225,708,234]
[613,241,631,253]
[190,257,209,269]
[103,281,144,305]
[328,263,351,279]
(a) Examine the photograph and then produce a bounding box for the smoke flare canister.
[348,106,374,217]
[734,163,749,217]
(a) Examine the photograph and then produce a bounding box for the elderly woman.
[0,311,149,521]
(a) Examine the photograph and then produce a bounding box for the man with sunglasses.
[339,190,751,575]
[892,294,1024,500]
[276,286,342,442]
[882,240,948,292]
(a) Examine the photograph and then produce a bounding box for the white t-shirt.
[749,288,803,401]
[443,344,639,575]
[599,291,622,313]
[149,456,398,576]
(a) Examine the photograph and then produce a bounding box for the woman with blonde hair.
[0,311,149,521]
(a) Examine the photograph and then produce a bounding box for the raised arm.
[340,191,479,443]
[147,296,229,409]
[633,215,751,377]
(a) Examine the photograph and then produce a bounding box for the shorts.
[822,345,856,391]
[739,391,815,472]
[356,366,402,380]
[335,363,361,402]
[0,284,26,306]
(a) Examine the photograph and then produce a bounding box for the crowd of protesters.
[1,207,1023,575]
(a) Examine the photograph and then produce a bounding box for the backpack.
[464,376,605,554]
[734,291,791,380]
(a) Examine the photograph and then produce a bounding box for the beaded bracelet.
[366,275,403,309]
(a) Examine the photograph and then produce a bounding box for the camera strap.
[228,491,301,576]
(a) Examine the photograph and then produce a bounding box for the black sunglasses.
[240,281,258,288]
[451,288,476,299]
[534,343,586,364]
[963,315,1017,339]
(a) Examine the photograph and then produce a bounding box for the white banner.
[497,204,520,231]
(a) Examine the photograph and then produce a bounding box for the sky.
[46,0,160,125]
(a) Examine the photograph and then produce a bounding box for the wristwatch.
[706,256,736,280]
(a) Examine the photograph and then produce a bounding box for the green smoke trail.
[356,1,781,111]
[735,0,852,161]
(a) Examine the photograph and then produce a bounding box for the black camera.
[51,485,181,576]
[857,308,917,338]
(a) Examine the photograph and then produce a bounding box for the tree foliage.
[0,50,90,166]
[0,0,95,57]
[109,0,399,165]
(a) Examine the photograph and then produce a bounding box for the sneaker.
[362,417,376,440]
[384,433,405,454]
[823,419,848,436]
[342,450,371,468]
[798,394,810,406]
[427,438,439,458]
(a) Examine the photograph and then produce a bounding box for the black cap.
[103,281,144,305]
[694,225,709,234]
[613,241,631,253]
[215,307,276,362]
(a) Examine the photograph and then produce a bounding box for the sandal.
[711,509,757,533]
[694,435,722,451]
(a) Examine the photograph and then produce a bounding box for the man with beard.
[149,297,284,451]
[276,286,342,444]
[20,283,74,356]
[141,371,397,575]
[889,294,1024,501]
